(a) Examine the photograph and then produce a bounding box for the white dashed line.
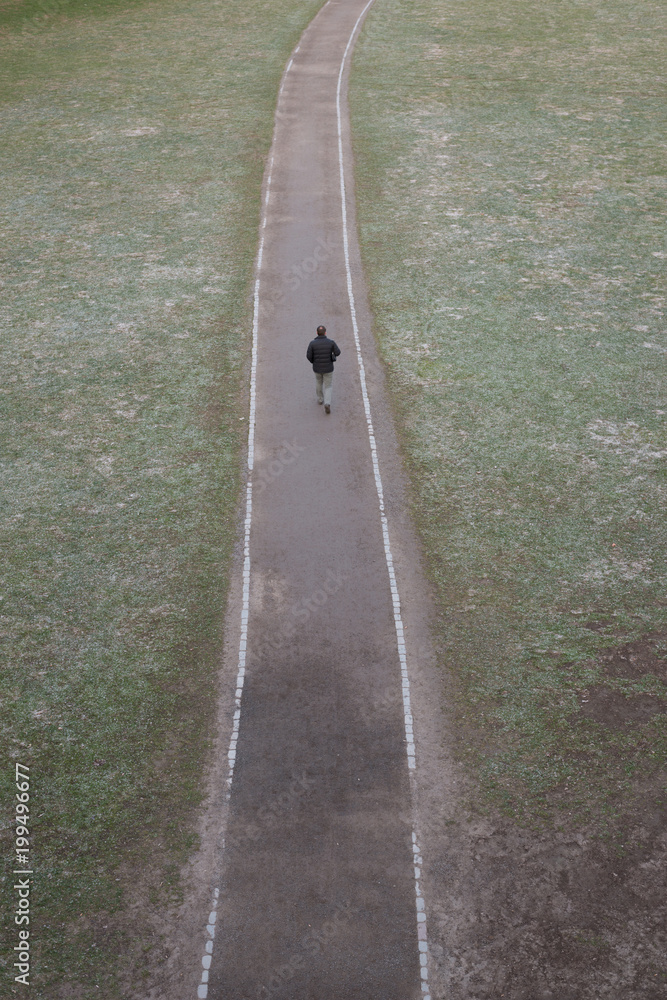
[194,44,285,1000]
[336,2,431,996]
[197,889,219,998]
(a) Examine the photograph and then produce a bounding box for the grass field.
[350,0,666,831]
[1,0,664,992]
[0,0,324,994]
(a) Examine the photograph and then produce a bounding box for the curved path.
[199,2,433,997]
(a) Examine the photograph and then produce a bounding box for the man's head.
[317,325,326,336]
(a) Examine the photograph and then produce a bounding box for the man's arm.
[306,342,314,363]
[332,341,341,358]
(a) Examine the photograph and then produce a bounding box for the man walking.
[306,324,341,414]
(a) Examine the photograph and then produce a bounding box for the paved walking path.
[205,2,429,997]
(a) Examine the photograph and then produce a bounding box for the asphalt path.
[205,2,426,997]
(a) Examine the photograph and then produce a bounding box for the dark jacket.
[306,336,341,374]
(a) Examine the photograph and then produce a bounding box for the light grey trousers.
[315,372,333,406]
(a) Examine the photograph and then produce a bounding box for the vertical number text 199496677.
[14,763,31,987]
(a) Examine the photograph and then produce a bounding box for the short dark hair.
[317,325,326,335]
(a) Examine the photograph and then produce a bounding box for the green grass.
[350,0,666,828]
[0,0,324,994]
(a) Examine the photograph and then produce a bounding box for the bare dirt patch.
[428,790,667,999]
[598,635,667,681]
[577,686,665,729]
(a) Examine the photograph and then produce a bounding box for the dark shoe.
[324,404,330,414]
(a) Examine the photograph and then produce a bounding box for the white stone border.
[335,3,432,996]
[194,51,289,1000]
